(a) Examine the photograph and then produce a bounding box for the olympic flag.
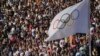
[45,0,90,41]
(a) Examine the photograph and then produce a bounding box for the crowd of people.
[90,0,100,56]
[0,0,100,56]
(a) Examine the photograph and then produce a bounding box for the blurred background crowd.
[0,0,100,56]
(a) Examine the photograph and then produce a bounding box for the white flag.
[45,0,90,41]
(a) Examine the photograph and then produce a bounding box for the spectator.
[0,0,100,56]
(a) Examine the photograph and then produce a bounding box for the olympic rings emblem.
[53,9,79,29]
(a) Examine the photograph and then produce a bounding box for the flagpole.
[89,33,92,56]
[88,0,91,56]
[88,28,91,56]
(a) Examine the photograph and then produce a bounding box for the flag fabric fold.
[45,0,90,41]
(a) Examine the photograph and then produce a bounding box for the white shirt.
[59,39,65,48]
[90,27,94,35]
[44,53,48,56]
[75,52,82,56]
[20,52,24,56]
[13,51,19,56]
[35,34,39,39]
[29,48,32,52]
[96,4,100,11]
[39,45,43,50]
[25,50,30,56]
[32,29,35,37]
[11,27,15,34]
